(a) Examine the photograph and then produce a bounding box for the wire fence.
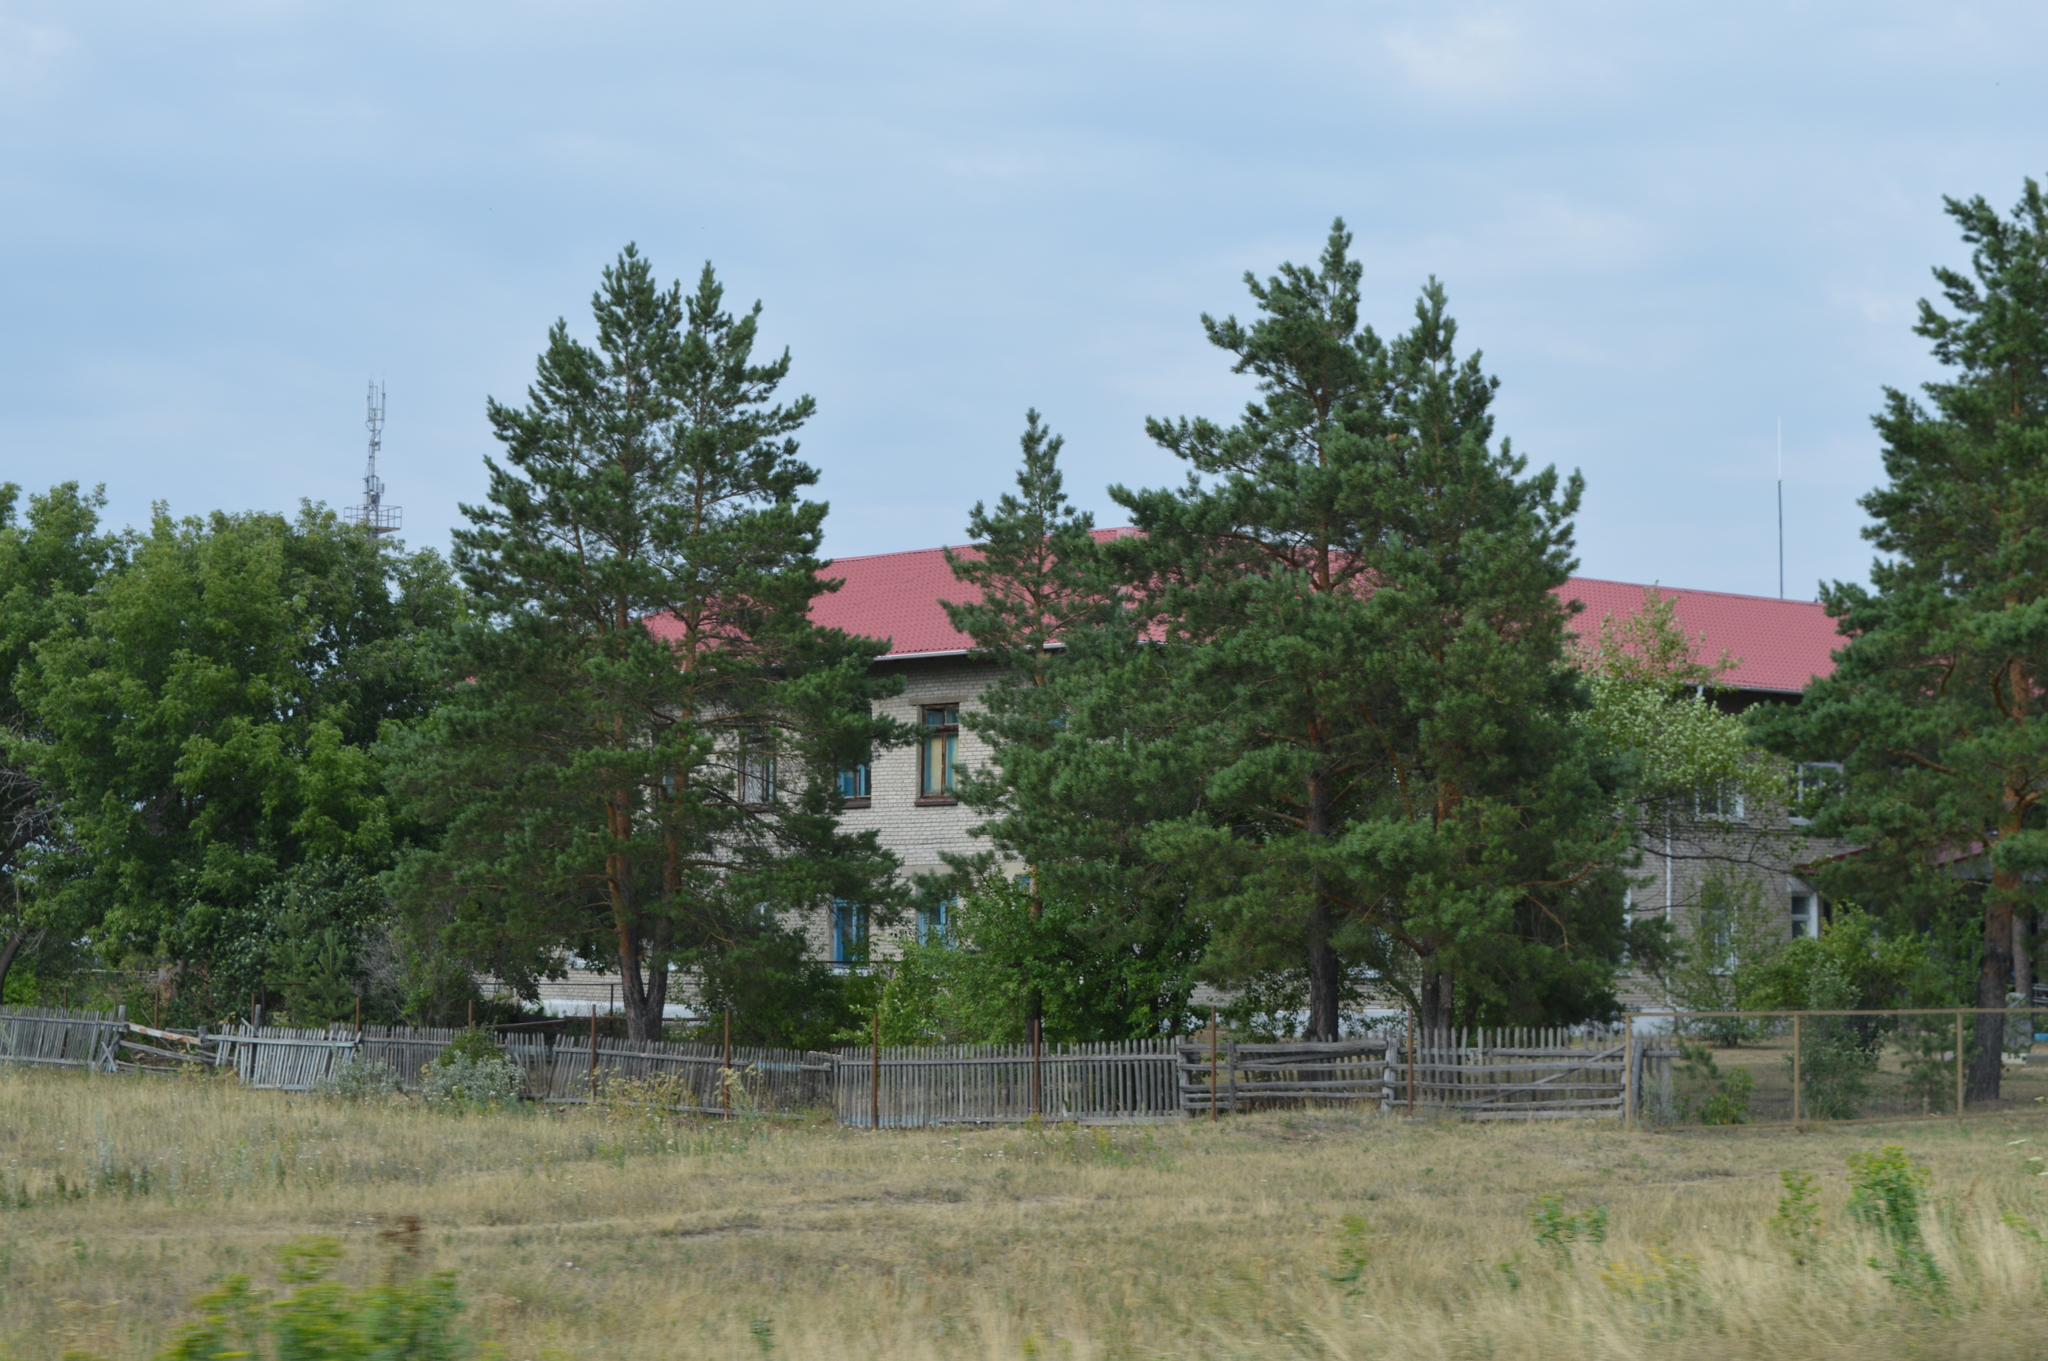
[1630,1006,2048,1129]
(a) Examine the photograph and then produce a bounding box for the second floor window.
[737,731,776,806]
[920,704,960,798]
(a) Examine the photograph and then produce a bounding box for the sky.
[2,1,2043,602]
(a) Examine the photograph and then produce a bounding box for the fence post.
[870,1011,881,1131]
[1623,1012,1635,1129]
[588,1005,598,1104]
[1955,1009,1965,1118]
[1405,1007,1416,1114]
[722,1008,732,1119]
[1208,1007,1218,1122]
[1791,1012,1802,1127]
[1032,1015,1042,1119]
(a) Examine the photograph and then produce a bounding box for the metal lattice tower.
[347,381,402,536]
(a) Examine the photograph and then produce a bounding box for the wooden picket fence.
[1177,1028,1674,1120]
[0,1006,127,1071]
[837,1040,1183,1127]
[212,1024,355,1090]
[0,1006,1674,1125]
[1403,1026,1658,1119]
[1179,1038,1396,1114]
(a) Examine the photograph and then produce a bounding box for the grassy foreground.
[3,1069,2047,1359]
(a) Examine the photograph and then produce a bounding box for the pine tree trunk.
[2016,912,2035,1006]
[1304,764,1341,1041]
[1973,882,2016,1104]
[0,929,26,1003]
[1305,929,1341,1041]
[1419,967,1454,1039]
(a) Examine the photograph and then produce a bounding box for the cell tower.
[347,381,401,536]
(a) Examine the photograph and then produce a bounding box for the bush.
[1675,1042,1754,1124]
[419,1030,521,1109]
[1847,1145,1944,1301]
[153,1237,475,1361]
[314,1056,401,1102]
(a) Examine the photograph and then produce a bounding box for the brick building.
[535,540,1848,1015]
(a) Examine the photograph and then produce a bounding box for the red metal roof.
[812,542,1842,694]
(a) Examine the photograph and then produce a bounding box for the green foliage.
[420,1035,522,1110]
[933,412,1202,1042]
[1744,907,1940,1013]
[1576,586,1786,821]
[1663,869,1788,1044]
[1531,1195,1608,1257]
[12,500,456,1014]
[1324,1214,1372,1294]
[880,875,1200,1043]
[688,923,866,1052]
[438,1027,503,1066]
[154,1237,475,1361]
[386,246,903,1041]
[0,482,121,1000]
[1674,1042,1754,1124]
[1846,1145,1946,1301]
[1752,178,2048,1100]
[1076,221,1632,1035]
[313,1056,401,1103]
[1771,1170,1823,1264]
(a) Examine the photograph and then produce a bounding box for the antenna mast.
[1776,418,1784,600]
[347,381,401,536]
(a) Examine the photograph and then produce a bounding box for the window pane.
[833,899,868,964]
[838,763,869,798]
[922,732,956,796]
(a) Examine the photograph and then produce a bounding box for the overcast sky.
[2,1,2042,601]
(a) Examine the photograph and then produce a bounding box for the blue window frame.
[832,898,869,965]
[838,761,870,800]
[917,897,955,945]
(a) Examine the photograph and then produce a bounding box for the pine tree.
[927,413,1204,1039]
[1753,179,2048,1100]
[1101,221,1632,1037]
[389,248,902,1039]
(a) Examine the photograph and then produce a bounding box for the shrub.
[1770,1170,1822,1264]
[1675,1042,1753,1124]
[419,1031,521,1109]
[153,1237,475,1361]
[314,1056,401,1102]
[1847,1145,1944,1302]
[1531,1194,1607,1256]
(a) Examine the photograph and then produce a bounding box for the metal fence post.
[870,1011,881,1131]
[1791,1012,1802,1126]
[1955,1009,1965,1118]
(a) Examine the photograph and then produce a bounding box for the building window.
[737,731,776,806]
[919,704,960,799]
[1790,889,1818,939]
[1693,782,1745,822]
[1789,762,1841,825]
[918,898,955,945]
[838,759,871,801]
[832,898,869,965]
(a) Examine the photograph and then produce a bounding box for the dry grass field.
[3,1067,2048,1360]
